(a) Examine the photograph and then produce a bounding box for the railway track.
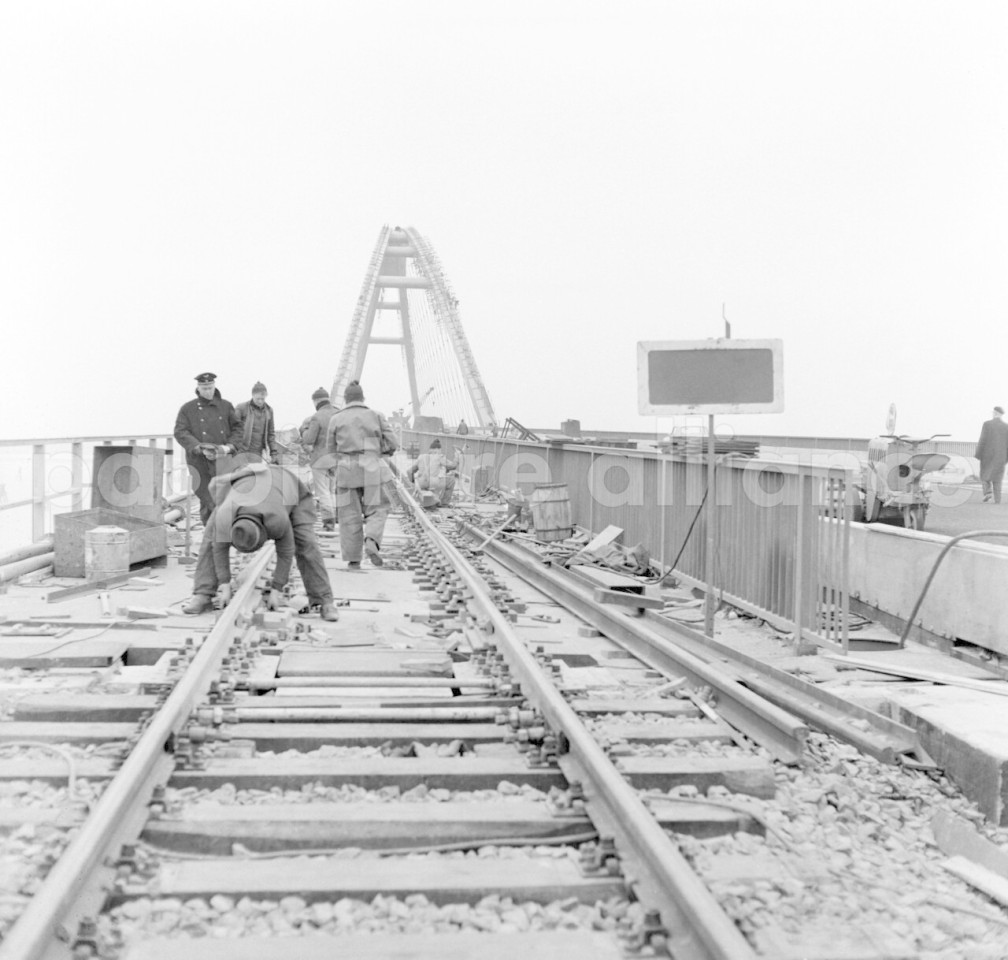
[1,486,1007,959]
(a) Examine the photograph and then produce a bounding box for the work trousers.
[983,476,1004,504]
[192,496,334,604]
[336,484,390,562]
[311,464,337,524]
[186,453,233,525]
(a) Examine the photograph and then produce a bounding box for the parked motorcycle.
[856,432,950,530]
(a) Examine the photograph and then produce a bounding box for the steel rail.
[398,485,757,960]
[461,523,809,764]
[0,546,276,960]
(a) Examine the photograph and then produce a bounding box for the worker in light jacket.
[173,372,243,524]
[327,380,398,568]
[408,438,458,505]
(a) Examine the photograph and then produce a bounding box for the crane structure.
[331,226,498,431]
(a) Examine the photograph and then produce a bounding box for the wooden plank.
[119,857,625,905]
[13,694,157,722]
[614,756,777,798]
[598,720,733,744]
[942,856,1008,907]
[170,756,566,791]
[0,759,115,783]
[822,654,1008,696]
[931,809,1008,878]
[143,801,590,853]
[571,698,700,717]
[0,638,129,668]
[234,723,505,749]
[0,722,135,744]
[592,587,663,612]
[753,922,917,959]
[278,650,453,678]
[122,931,626,960]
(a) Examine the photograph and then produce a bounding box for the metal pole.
[183,465,193,560]
[704,416,716,637]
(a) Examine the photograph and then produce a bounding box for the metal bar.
[704,420,715,637]
[45,567,154,602]
[249,676,496,690]
[32,444,45,541]
[0,546,276,960]
[468,524,807,763]
[407,496,757,960]
[234,707,502,722]
[71,442,83,513]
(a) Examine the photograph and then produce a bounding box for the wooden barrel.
[529,483,573,542]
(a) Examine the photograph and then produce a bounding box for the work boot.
[181,594,214,615]
[347,560,361,570]
[319,602,340,622]
[365,537,383,567]
[321,519,335,532]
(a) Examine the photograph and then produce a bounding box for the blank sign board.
[637,339,784,415]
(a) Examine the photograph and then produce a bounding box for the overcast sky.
[1,1,1005,444]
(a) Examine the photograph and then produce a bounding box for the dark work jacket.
[174,389,243,462]
[976,417,1008,480]
[235,400,278,457]
[207,464,309,588]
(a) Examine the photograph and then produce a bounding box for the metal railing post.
[32,444,45,541]
[71,441,83,513]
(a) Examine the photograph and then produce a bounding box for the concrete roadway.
[921,483,1008,544]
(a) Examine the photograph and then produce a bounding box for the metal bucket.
[529,483,573,542]
[84,525,129,580]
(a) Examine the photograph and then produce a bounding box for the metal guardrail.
[404,430,853,650]
[0,434,177,543]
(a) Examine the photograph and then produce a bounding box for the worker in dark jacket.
[976,406,1008,503]
[328,380,398,568]
[235,382,279,462]
[181,462,339,620]
[173,372,243,524]
[300,387,340,530]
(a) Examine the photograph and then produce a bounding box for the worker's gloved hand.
[262,589,281,611]
[215,583,233,608]
[215,445,230,459]
[199,443,218,460]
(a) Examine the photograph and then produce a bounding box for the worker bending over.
[182,462,339,620]
[408,438,457,506]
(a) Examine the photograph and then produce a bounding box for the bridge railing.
[0,434,179,545]
[403,431,854,651]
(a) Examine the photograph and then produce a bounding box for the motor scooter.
[857,433,950,530]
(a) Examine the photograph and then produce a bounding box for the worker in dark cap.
[181,462,339,619]
[976,406,1008,503]
[173,373,243,524]
[300,387,340,531]
[235,382,279,463]
[328,380,398,568]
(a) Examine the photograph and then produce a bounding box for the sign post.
[638,338,784,638]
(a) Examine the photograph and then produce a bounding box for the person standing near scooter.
[976,406,1008,503]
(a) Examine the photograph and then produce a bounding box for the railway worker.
[235,381,279,463]
[408,438,458,506]
[976,405,1008,504]
[300,387,340,531]
[328,380,398,569]
[173,372,243,525]
[181,461,339,620]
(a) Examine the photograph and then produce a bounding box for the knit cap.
[252,381,267,394]
[344,381,364,402]
[312,387,329,402]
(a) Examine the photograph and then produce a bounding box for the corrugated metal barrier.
[402,431,853,650]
